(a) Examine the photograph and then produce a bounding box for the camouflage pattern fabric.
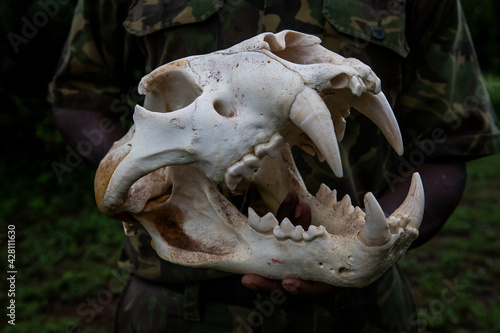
[48,0,500,332]
[114,265,415,332]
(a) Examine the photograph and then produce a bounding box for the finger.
[276,191,298,221]
[241,274,285,294]
[294,203,311,230]
[282,278,336,297]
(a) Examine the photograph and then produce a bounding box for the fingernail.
[282,281,300,295]
[242,282,259,292]
[294,205,303,219]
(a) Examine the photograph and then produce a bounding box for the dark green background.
[1,1,499,332]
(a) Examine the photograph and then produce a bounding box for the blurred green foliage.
[0,0,499,332]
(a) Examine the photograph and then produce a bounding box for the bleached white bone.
[95,30,424,287]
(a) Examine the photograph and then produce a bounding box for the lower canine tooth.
[303,225,326,241]
[359,192,391,246]
[273,219,304,240]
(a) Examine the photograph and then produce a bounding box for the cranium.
[95,30,424,287]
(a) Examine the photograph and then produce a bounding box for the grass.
[399,153,500,333]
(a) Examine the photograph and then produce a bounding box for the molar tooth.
[248,208,278,233]
[337,194,354,215]
[254,133,283,158]
[358,192,391,246]
[224,154,262,190]
[224,170,242,191]
[273,218,304,241]
[352,206,365,219]
[316,184,337,207]
[303,225,326,241]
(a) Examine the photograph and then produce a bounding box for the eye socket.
[213,99,236,118]
[144,69,202,113]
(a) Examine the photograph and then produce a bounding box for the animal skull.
[95,30,424,287]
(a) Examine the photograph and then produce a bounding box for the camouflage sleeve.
[399,0,500,158]
[47,0,143,112]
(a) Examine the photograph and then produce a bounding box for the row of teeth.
[315,182,411,234]
[248,207,327,241]
[315,184,365,220]
[224,133,283,190]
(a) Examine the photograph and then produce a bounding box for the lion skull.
[95,30,424,287]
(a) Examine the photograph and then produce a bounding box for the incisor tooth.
[349,76,365,97]
[289,86,343,178]
[388,216,399,234]
[273,219,304,241]
[400,214,411,228]
[358,192,391,246]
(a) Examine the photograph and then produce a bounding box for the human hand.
[241,192,337,297]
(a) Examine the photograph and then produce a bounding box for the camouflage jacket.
[49,0,499,327]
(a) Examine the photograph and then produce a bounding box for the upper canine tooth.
[316,184,337,207]
[224,154,262,190]
[358,192,391,246]
[273,219,304,241]
[254,133,283,158]
[303,225,326,241]
[351,92,404,156]
[289,87,343,178]
[248,208,278,233]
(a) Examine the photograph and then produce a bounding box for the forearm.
[53,107,127,167]
[378,160,467,248]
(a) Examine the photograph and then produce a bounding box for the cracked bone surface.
[95,30,424,287]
